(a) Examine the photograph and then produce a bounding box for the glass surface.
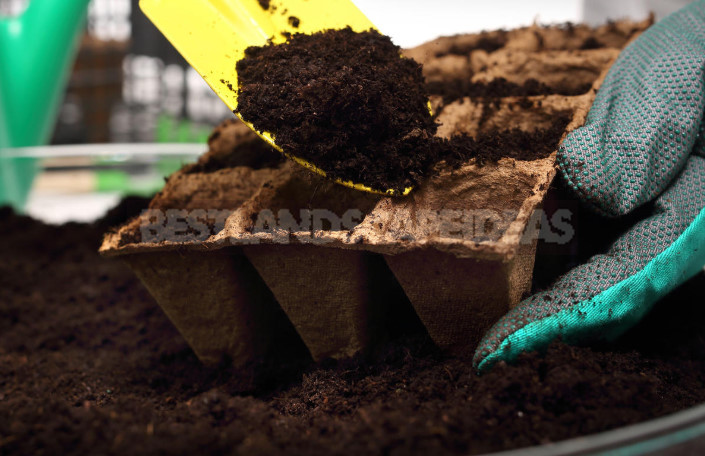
[483,398,705,455]
[2,143,202,223]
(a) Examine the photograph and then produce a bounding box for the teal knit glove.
[474,1,705,372]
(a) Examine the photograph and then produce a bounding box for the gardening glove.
[474,0,705,373]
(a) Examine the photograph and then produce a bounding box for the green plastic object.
[0,0,90,210]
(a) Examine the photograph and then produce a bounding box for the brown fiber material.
[101,19,651,367]
[123,250,308,368]
[244,246,383,361]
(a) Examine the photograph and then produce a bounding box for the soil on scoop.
[2,198,705,456]
[235,27,438,193]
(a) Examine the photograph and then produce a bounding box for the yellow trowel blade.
[140,0,412,196]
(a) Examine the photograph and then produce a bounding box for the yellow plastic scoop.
[140,0,413,196]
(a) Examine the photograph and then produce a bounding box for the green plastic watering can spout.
[0,0,91,210]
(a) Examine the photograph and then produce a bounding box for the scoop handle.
[139,0,375,112]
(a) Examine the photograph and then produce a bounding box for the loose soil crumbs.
[426,77,593,106]
[2,199,705,455]
[184,129,283,174]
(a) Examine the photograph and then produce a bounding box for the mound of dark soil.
[1,198,704,455]
[234,28,437,192]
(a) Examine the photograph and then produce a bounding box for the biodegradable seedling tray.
[101,19,651,368]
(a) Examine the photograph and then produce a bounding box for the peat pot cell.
[124,249,310,370]
[243,245,418,362]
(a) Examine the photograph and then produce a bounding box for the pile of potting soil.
[1,196,705,455]
[234,27,438,192]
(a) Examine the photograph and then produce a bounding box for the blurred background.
[0,0,689,222]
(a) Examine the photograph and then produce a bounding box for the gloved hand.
[474,0,705,372]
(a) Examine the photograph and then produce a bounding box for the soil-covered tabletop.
[1,196,704,456]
